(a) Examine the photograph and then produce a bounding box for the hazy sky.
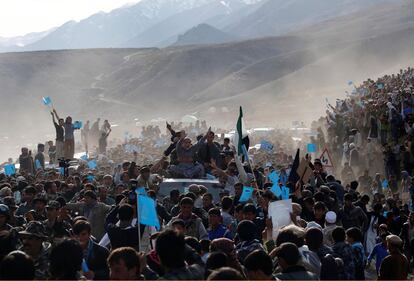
[0,0,141,37]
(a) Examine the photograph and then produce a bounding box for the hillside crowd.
[1,69,414,280]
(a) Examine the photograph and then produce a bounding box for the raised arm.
[51,112,57,125]
[166,121,176,136]
[53,109,60,120]
[191,127,210,152]
[175,130,186,157]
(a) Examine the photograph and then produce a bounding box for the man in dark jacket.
[156,229,204,280]
[107,204,139,250]
[18,148,34,175]
[378,235,409,280]
[73,220,109,280]
[196,130,221,174]
[339,193,368,231]
[331,227,355,280]
[275,242,318,280]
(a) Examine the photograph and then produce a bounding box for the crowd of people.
[1,69,414,280]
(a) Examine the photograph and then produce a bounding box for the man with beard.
[18,221,51,280]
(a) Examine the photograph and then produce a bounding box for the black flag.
[288,149,300,184]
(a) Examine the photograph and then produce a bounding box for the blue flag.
[4,164,16,176]
[268,171,282,197]
[281,186,290,200]
[80,154,88,161]
[271,184,282,198]
[135,187,147,196]
[239,186,254,202]
[42,96,52,106]
[138,195,160,230]
[87,160,97,169]
[307,143,317,153]
[268,170,280,183]
[73,121,83,129]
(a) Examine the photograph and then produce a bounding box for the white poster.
[268,199,292,239]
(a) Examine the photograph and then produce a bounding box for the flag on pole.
[42,96,52,106]
[234,106,249,159]
[239,186,254,202]
[288,149,300,184]
[137,195,160,230]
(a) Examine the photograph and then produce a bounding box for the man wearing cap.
[66,190,112,240]
[43,200,70,243]
[323,211,337,247]
[378,235,409,280]
[18,221,51,280]
[274,242,318,280]
[137,166,162,192]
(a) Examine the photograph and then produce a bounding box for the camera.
[58,158,71,178]
[58,158,71,168]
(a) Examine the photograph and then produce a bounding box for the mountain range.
[1,0,414,160]
[0,0,398,52]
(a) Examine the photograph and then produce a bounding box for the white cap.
[306,221,322,230]
[325,211,337,224]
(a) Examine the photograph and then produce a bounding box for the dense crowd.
[1,69,414,280]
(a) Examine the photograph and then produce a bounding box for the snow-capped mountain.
[122,0,262,48]
[21,0,224,51]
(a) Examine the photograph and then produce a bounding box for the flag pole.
[136,192,142,252]
[242,144,262,194]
